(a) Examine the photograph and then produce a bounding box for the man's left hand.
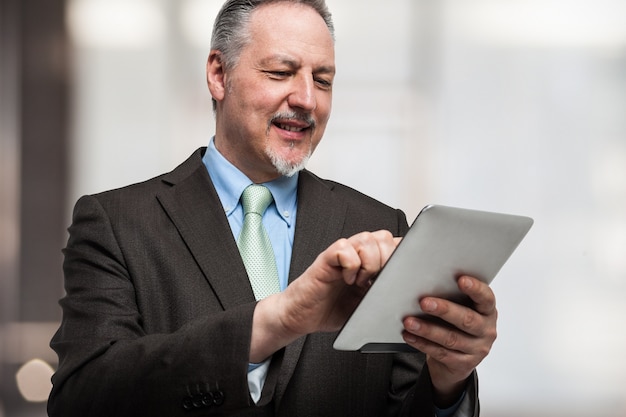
[402,275,498,407]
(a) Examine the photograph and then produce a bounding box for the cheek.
[316,95,332,123]
[246,80,286,108]
[315,105,332,134]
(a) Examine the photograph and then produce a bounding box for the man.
[48,1,497,416]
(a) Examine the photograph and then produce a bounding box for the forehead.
[244,2,335,64]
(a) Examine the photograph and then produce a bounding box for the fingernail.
[423,300,437,312]
[409,320,420,332]
[461,276,473,289]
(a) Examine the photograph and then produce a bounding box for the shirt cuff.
[247,359,271,404]
[434,390,469,417]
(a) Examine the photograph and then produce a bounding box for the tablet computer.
[333,204,533,353]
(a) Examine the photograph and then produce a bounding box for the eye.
[314,77,333,90]
[265,70,291,79]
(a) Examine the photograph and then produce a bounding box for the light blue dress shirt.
[201,138,470,416]
[202,137,298,293]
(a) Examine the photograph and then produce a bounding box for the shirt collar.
[203,137,298,225]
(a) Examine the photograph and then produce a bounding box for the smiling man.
[48,1,497,416]
[208,2,335,182]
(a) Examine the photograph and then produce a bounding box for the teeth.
[278,123,305,132]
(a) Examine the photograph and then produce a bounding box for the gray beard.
[264,111,316,177]
[265,142,312,177]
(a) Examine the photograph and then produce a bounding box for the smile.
[269,111,316,136]
[276,123,307,132]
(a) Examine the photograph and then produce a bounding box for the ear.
[206,50,226,102]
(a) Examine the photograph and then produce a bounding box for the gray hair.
[211,0,335,71]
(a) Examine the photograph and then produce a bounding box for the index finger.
[347,230,398,286]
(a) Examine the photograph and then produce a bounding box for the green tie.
[237,185,280,300]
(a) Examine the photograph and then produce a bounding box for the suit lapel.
[156,149,256,310]
[289,171,348,280]
[157,155,349,404]
[275,170,348,403]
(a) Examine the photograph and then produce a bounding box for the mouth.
[274,122,308,133]
[269,112,316,137]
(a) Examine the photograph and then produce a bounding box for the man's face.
[210,3,335,183]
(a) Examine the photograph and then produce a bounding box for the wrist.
[431,375,468,409]
[427,359,471,409]
[249,293,302,363]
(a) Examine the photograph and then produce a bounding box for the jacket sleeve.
[48,195,260,416]
[393,353,479,417]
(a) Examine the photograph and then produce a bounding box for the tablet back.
[333,204,533,352]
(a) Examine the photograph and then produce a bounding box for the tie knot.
[241,185,273,216]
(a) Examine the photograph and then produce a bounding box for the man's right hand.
[249,230,399,363]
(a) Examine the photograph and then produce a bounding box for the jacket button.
[192,394,204,408]
[212,390,225,406]
[201,392,214,407]
[182,397,193,410]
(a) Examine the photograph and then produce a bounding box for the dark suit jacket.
[48,148,478,416]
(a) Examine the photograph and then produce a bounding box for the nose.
[287,74,317,112]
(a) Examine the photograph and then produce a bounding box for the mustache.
[268,111,316,129]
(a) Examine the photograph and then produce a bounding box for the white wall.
[67,0,626,415]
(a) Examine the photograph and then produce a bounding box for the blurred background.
[1,0,625,415]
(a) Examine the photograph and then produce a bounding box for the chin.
[266,146,311,177]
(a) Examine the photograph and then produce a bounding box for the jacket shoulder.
[88,148,207,202]
[302,170,400,214]
[300,170,409,235]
